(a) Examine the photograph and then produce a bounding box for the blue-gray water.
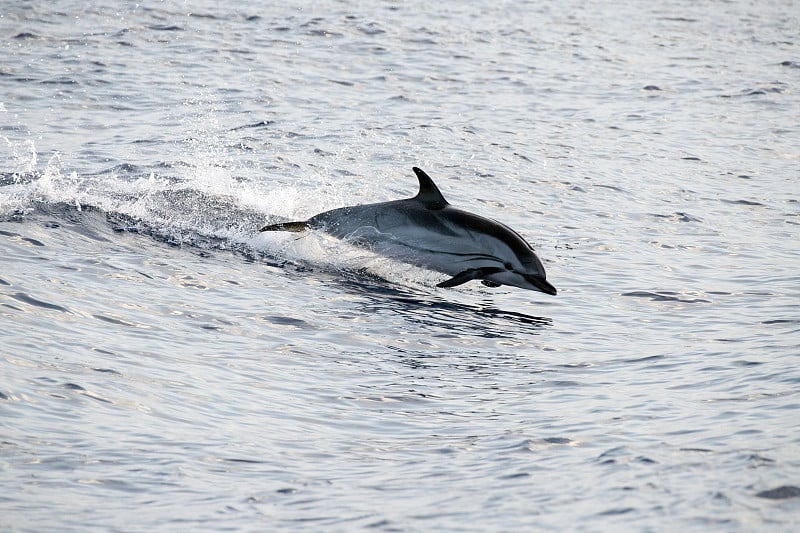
[2,1,799,530]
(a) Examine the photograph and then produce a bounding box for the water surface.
[2,1,799,530]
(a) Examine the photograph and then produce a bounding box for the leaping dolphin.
[260,167,557,295]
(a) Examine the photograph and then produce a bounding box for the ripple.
[755,486,800,500]
[148,25,184,31]
[10,292,69,313]
[262,315,309,328]
[93,314,138,327]
[650,212,703,223]
[622,291,711,304]
[721,198,764,206]
[597,507,635,516]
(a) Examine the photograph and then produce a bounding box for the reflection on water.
[334,273,552,337]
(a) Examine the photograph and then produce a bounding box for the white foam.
[0,118,439,289]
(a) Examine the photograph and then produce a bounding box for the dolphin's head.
[434,207,557,295]
[477,239,557,295]
[484,265,557,295]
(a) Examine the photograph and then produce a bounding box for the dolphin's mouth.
[523,274,557,296]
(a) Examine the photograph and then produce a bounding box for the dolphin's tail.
[259,221,310,232]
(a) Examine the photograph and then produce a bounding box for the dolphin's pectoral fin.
[481,279,501,288]
[259,221,309,232]
[436,267,504,288]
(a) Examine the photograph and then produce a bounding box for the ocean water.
[2,0,799,530]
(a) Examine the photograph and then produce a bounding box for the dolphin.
[260,167,557,295]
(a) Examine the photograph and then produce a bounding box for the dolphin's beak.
[524,274,557,295]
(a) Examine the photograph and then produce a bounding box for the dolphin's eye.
[504,262,513,270]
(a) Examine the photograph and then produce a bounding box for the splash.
[0,105,444,290]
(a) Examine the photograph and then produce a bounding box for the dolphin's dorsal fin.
[412,167,448,209]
